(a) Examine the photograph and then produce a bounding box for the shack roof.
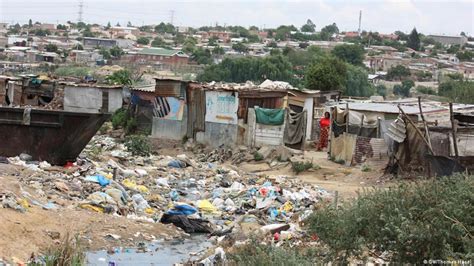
[337,102,446,115]
[201,79,291,93]
[131,85,155,92]
[138,47,188,57]
[60,82,123,89]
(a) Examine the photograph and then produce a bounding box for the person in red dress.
[317,112,331,151]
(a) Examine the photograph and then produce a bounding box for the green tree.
[246,34,260,43]
[331,44,365,65]
[151,36,166,48]
[275,25,297,41]
[376,84,387,97]
[45,43,58,53]
[301,19,316,32]
[106,69,132,85]
[73,44,83,50]
[212,46,224,55]
[393,80,414,97]
[197,55,294,85]
[182,37,197,53]
[456,50,473,61]
[154,22,175,34]
[344,65,375,97]
[232,42,248,53]
[191,48,213,65]
[56,24,67,30]
[127,21,133,27]
[28,19,33,28]
[99,48,111,59]
[305,56,347,91]
[447,44,461,54]
[105,22,111,30]
[320,23,339,40]
[439,80,474,104]
[136,37,150,45]
[208,36,219,46]
[109,46,124,58]
[387,65,411,81]
[407,28,420,51]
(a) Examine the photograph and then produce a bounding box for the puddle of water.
[86,234,213,266]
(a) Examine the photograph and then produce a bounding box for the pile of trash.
[1,135,333,263]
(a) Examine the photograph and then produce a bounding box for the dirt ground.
[239,150,390,199]
[0,148,393,262]
[0,165,181,263]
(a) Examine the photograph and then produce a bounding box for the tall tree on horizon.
[407,27,420,51]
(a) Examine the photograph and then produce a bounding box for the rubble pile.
[0,135,333,263]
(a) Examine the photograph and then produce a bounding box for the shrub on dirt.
[306,174,474,263]
[111,108,128,129]
[125,135,151,156]
[29,233,85,266]
[292,160,313,174]
[228,239,320,265]
[111,108,138,135]
[254,152,264,161]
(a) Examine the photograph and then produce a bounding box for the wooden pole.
[357,115,365,136]
[449,102,459,159]
[398,105,435,155]
[345,103,349,133]
[418,97,433,153]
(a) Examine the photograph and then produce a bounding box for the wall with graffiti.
[205,91,239,124]
[152,96,185,120]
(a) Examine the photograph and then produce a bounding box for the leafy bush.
[106,69,132,85]
[125,135,151,156]
[292,160,313,174]
[416,85,436,95]
[228,239,320,265]
[361,164,371,172]
[29,233,85,266]
[54,66,92,78]
[111,108,138,135]
[306,175,474,263]
[253,152,264,161]
[111,108,128,129]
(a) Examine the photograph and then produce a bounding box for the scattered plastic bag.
[166,204,198,216]
[84,175,110,187]
[122,179,149,194]
[197,200,217,213]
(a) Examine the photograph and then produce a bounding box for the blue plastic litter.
[169,190,179,201]
[85,175,110,187]
[166,204,198,216]
[168,160,186,168]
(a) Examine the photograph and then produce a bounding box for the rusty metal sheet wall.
[186,88,205,138]
[155,81,184,98]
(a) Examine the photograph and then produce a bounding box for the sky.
[0,0,472,36]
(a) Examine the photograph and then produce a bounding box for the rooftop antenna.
[358,10,362,36]
[169,10,175,25]
[78,0,84,23]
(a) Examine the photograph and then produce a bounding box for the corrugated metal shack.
[329,101,449,168]
[288,89,340,141]
[0,75,55,107]
[62,82,124,114]
[197,80,288,147]
[386,106,474,177]
[145,79,289,147]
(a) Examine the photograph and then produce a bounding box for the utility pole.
[78,0,84,23]
[169,10,175,25]
[358,10,362,36]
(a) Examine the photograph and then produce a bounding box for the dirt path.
[239,150,388,199]
[0,165,181,263]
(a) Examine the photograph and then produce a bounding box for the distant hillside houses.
[428,35,468,46]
